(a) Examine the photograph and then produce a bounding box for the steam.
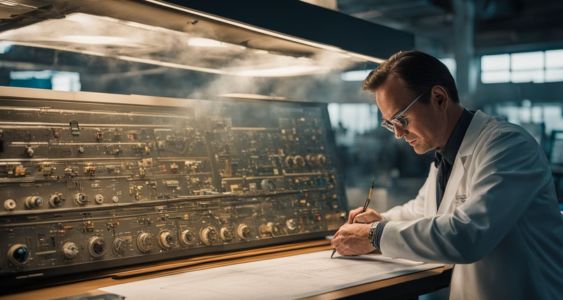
[0,12,368,102]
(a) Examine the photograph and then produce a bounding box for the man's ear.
[431,86,448,111]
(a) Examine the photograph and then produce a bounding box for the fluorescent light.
[187,37,245,50]
[340,70,371,81]
[220,93,286,100]
[231,65,326,77]
[60,35,142,47]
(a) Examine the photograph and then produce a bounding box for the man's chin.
[412,144,432,155]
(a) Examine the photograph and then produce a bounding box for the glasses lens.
[381,121,395,132]
[391,118,406,129]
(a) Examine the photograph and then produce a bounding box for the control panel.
[0,90,346,290]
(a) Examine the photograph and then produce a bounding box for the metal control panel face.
[0,93,346,289]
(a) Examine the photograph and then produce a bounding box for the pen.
[331,179,375,258]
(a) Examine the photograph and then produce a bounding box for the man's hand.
[347,207,383,224]
[331,223,375,256]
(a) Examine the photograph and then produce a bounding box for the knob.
[96,130,103,141]
[219,227,233,242]
[316,154,327,166]
[158,230,175,249]
[62,241,79,259]
[94,194,104,204]
[260,179,275,191]
[200,226,217,246]
[25,196,43,209]
[7,244,29,265]
[306,154,317,166]
[113,238,126,255]
[74,193,88,206]
[180,230,196,245]
[294,155,305,167]
[24,146,34,158]
[88,236,106,258]
[49,193,65,208]
[284,156,294,168]
[237,224,251,240]
[286,219,298,231]
[136,232,153,253]
[259,222,280,237]
[4,199,16,211]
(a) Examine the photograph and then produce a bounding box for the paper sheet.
[100,251,443,300]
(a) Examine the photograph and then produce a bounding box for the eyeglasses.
[381,91,425,134]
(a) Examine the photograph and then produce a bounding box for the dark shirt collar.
[435,109,474,166]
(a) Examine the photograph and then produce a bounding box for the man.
[331,50,563,300]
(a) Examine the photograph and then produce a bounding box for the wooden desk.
[0,240,451,300]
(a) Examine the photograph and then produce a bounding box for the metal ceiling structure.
[338,0,563,54]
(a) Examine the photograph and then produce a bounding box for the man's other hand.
[347,207,382,224]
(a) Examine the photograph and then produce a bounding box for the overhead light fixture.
[59,35,142,47]
[230,65,328,77]
[186,37,244,50]
[220,93,287,100]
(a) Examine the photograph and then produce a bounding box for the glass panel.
[511,51,544,70]
[481,54,509,71]
[511,70,544,83]
[545,49,563,68]
[481,70,510,83]
[545,69,563,82]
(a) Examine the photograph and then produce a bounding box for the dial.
[294,155,305,167]
[7,244,29,265]
[3,199,16,211]
[136,232,153,253]
[286,218,298,231]
[74,193,88,206]
[49,193,65,208]
[237,224,251,240]
[220,227,233,242]
[88,236,106,258]
[62,241,79,259]
[25,196,43,209]
[200,226,217,246]
[158,230,175,249]
[94,194,104,204]
[259,222,280,237]
[180,230,196,245]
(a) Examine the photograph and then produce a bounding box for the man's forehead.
[375,88,409,120]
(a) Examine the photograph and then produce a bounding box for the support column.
[453,0,477,105]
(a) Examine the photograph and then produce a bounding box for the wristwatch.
[368,221,379,247]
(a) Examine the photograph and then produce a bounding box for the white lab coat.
[379,111,563,300]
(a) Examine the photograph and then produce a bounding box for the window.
[9,70,81,91]
[545,49,563,82]
[481,49,563,84]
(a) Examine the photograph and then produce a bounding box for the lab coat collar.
[437,110,491,214]
[458,110,490,158]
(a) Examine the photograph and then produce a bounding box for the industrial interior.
[0,1,561,299]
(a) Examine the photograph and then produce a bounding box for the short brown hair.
[362,50,459,103]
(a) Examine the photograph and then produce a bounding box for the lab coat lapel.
[437,110,491,214]
[427,165,438,215]
[437,157,464,214]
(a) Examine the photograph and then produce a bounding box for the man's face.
[375,74,444,154]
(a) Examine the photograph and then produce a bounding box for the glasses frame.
[380,91,425,134]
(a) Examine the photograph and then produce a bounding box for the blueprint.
[100,251,443,300]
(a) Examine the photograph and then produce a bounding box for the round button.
[7,244,29,265]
